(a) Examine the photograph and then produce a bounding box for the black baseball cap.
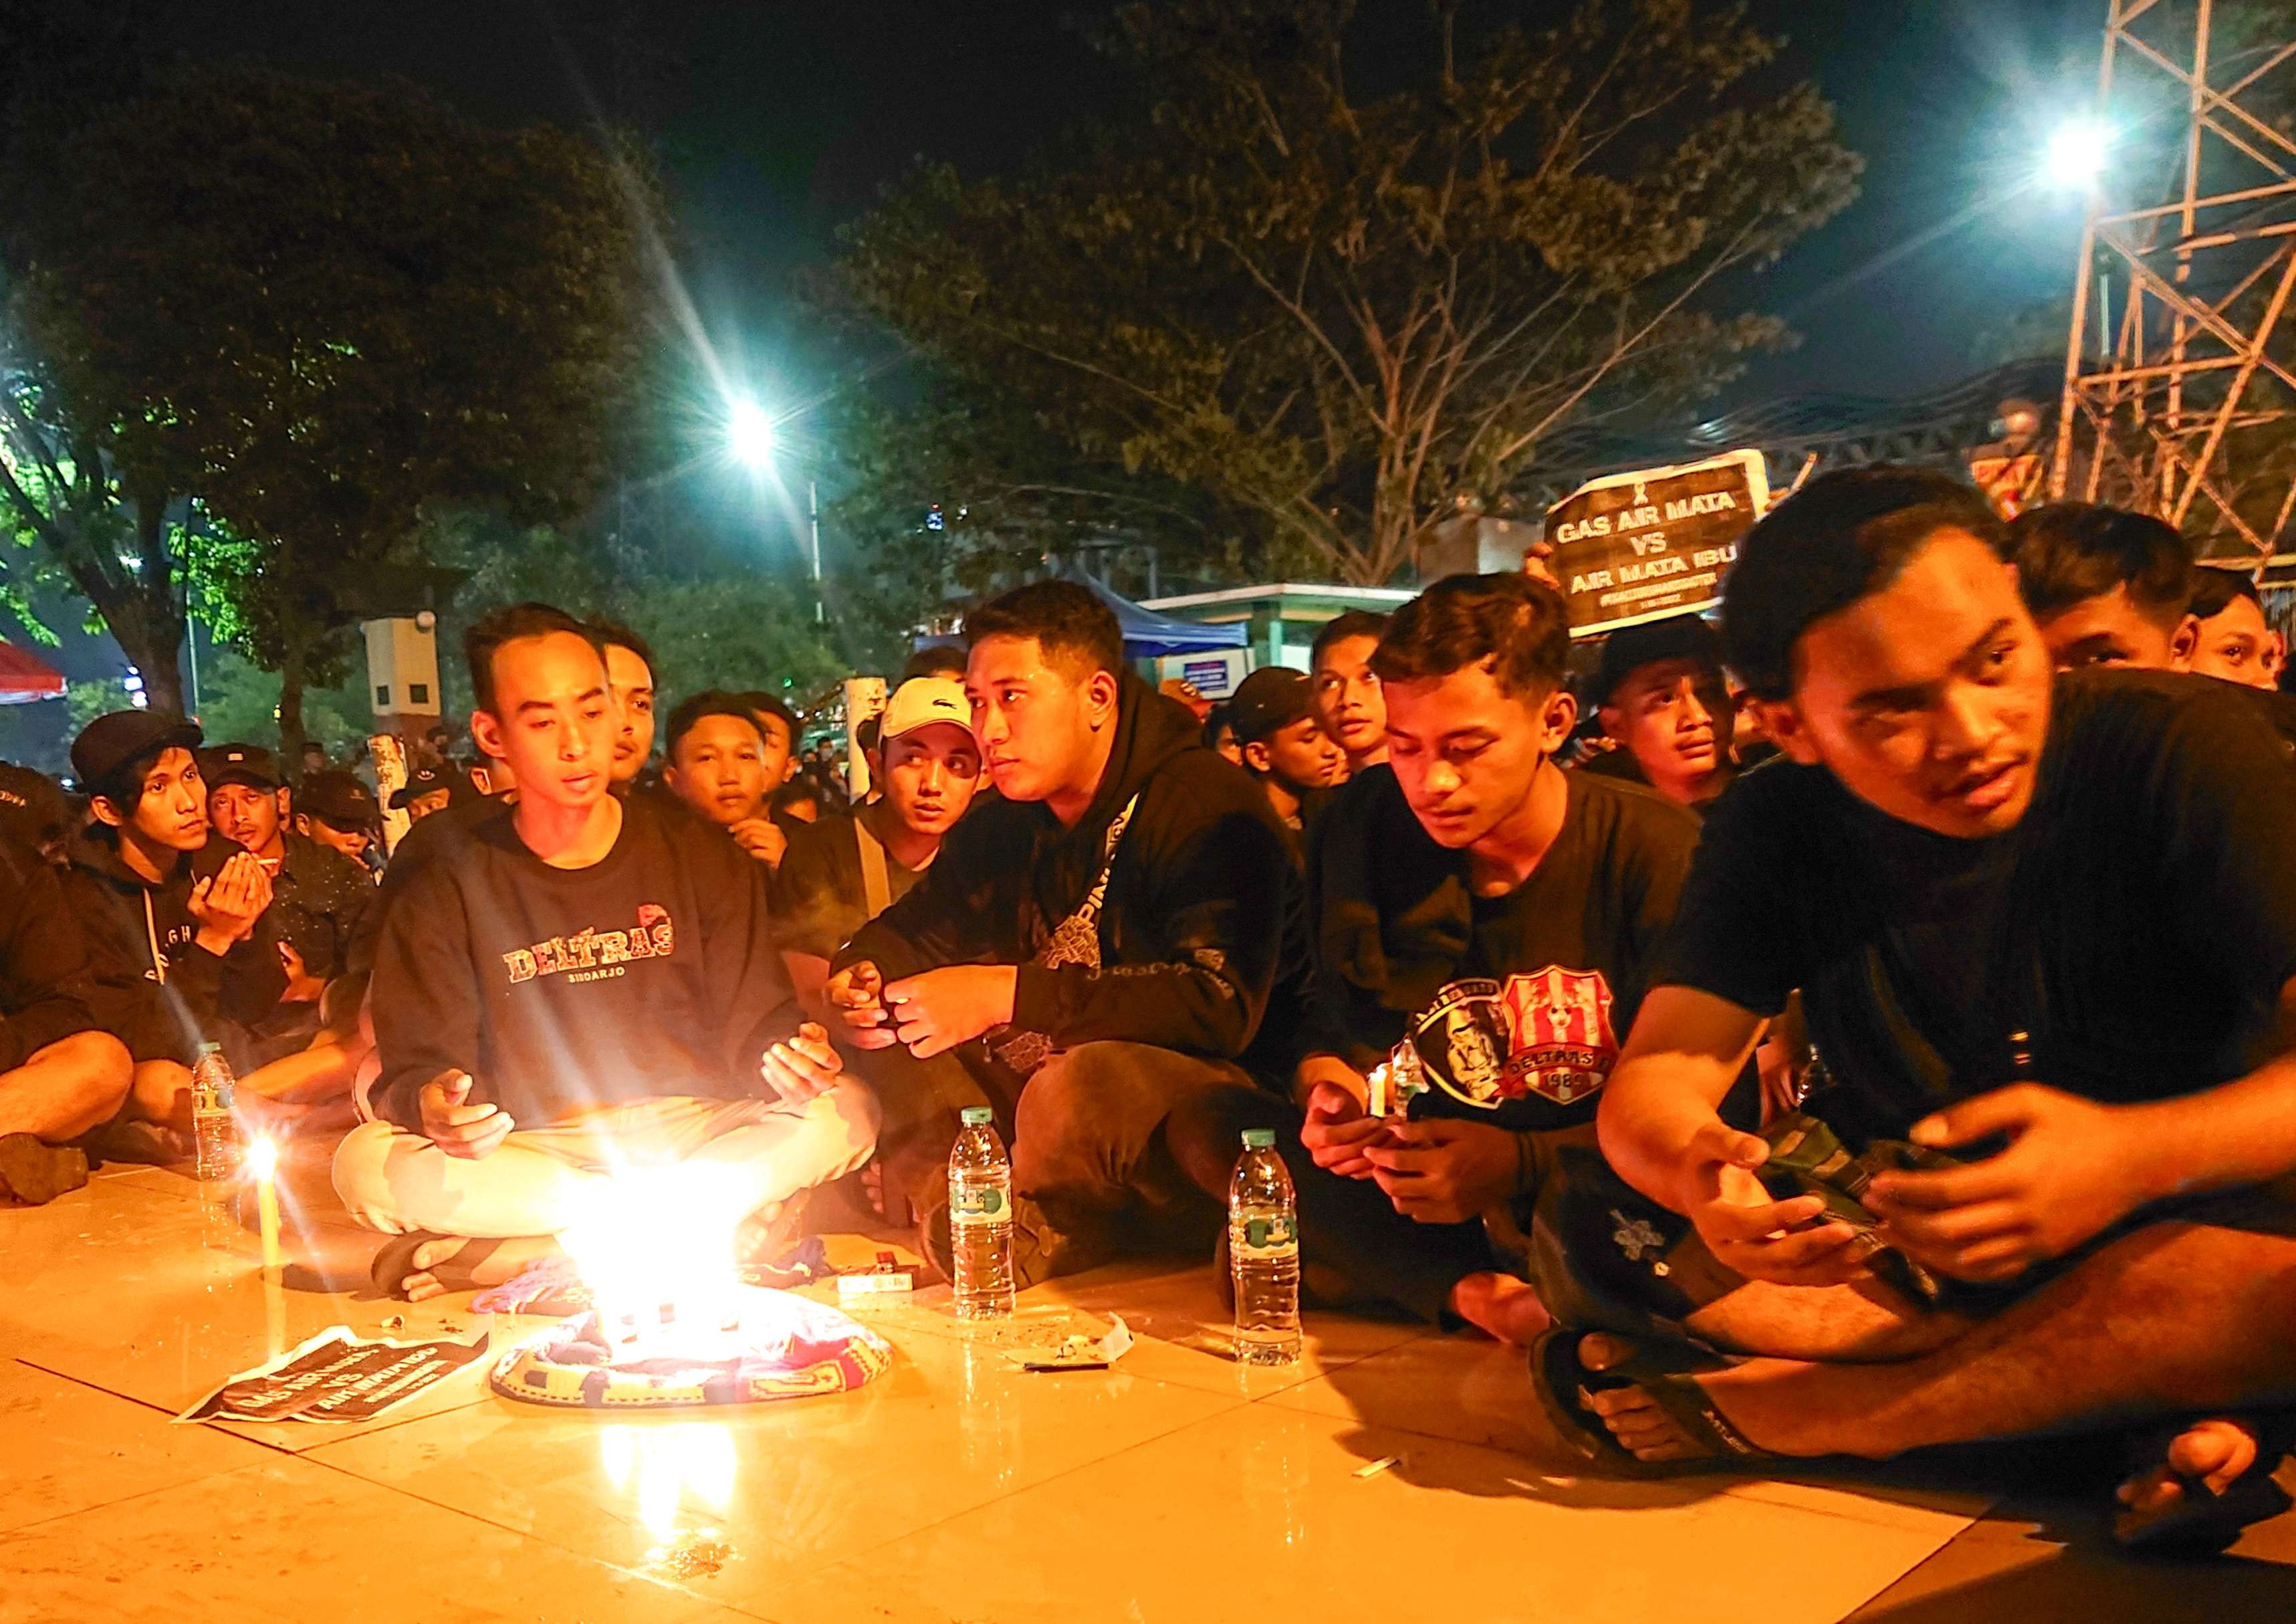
[0,763,70,850]
[199,742,282,792]
[70,710,203,800]
[1590,613,1726,711]
[1228,667,1316,745]
[389,762,469,810]
[298,770,382,832]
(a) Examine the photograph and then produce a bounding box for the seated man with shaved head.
[334,603,877,1301]
[1547,467,2296,1554]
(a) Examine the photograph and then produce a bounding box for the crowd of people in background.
[1,464,2293,1553]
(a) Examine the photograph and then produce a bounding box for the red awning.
[0,640,66,704]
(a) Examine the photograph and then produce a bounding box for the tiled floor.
[1,1152,2290,1623]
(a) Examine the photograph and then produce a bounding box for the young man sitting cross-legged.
[1565,466,2296,1552]
[1164,575,1755,1343]
[826,580,1306,1286]
[333,603,877,1301]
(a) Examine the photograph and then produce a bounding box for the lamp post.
[728,398,825,624]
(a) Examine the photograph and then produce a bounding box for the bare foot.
[401,1234,554,1302]
[1448,1272,1553,1345]
[1576,1331,1786,1466]
[2117,1417,2261,1522]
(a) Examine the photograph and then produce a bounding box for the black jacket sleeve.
[0,846,102,1072]
[1008,775,1292,1058]
[838,808,1017,975]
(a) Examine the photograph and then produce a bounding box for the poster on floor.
[173,1325,492,1425]
[1544,449,1769,636]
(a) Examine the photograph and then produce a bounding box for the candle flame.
[244,1135,279,1181]
[559,1163,760,1358]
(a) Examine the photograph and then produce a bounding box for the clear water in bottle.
[1230,1127,1300,1365]
[949,1105,1015,1319]
[191,1042,240,1183]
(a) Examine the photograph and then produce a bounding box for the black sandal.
[368,1231,507,1300]
[1531,1328,1778,1478]
[2113,1413,2295,1555]
[0,1133,88,1205]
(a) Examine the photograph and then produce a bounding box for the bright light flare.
[726,398,775,470]
[2045,117,2109,189]
[243,1135,278,1181]
[558,1164,762,1360]
[601,1423,737,1541]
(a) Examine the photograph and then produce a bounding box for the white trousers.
[332,1082,879,1239]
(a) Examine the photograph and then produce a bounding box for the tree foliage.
[819,363,1262,627]
[836,0,1859,584]
[0,49,655,737]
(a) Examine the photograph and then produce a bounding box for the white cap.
[879,677,975,744]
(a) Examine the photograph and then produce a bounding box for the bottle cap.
[1241,1128,1275,1149]
[961,1106,994,1126]
[196,1040,222,1056]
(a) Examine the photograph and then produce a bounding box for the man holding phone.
[1166,574,1754,1343]
[1571,469,2296,1552]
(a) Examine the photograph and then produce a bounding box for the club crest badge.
[1405,967,1620,1111]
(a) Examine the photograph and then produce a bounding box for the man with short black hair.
[2186,568,2285,691]
[739,691,800,790]
[901,644,968,684]
[2006,501,2196,673]
[664,690,787,870]
[297,771,382,871]
[334,602,875,1300]
[590,619,658,787]
[205,743,373,1058]
[1312,610,1391,774]
[1201,703,1242,766]
[828,580,1306,1285]
[775,677,984,1023]
[60,712,284,1128]
[1169,575,1742,1343]
[1579,613,1737,810]
[1571,465,2296,1551]
[1227,666,1346,836]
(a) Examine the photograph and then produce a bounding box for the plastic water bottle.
[949,1105,1015,1319]
[1230,1127,1300,1365]
[191,1042,240,1182]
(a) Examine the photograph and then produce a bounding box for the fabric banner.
[1544,450,1769,636]
[174,1326,491,1425]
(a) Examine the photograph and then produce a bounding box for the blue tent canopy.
[911,575,1249,663]
[1074,578,1247,659]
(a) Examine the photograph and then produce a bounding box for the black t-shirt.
[367,794,803,1132]
[1653,669,2296,1143]
[770,810,923,961]
[1318,766,1751,1131]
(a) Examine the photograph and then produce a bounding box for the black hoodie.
[58,825,288,1065]
[841,673,1308,1076]
[0,838,104,1073]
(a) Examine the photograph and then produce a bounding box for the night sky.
[150,0,2106,406]
[0,0,2110,748]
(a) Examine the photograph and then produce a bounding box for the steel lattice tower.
[2052,0,2296,558]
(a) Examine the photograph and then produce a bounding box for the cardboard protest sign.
[1543,450,1768,636]
[175,1326,491,1425]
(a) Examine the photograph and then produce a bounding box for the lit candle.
[245,1135,283,1273]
